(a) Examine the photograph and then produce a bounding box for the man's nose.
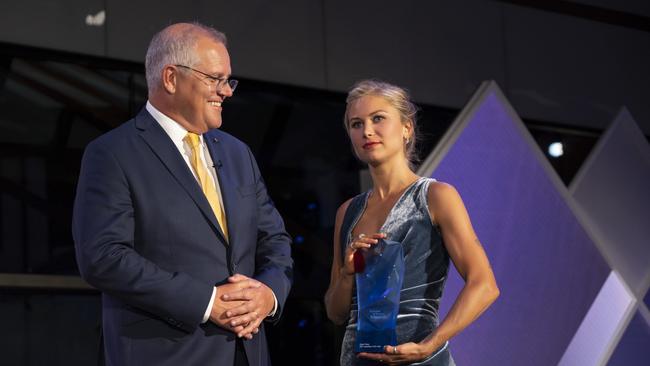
[217,84,234,98]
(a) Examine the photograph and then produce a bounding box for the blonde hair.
[344,79,419,168]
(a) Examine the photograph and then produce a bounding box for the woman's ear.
[403,120,414,140]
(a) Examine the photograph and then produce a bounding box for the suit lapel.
[135,109,227,244]
[204,133,237,247]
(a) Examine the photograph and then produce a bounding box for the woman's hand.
[357,338,441,365]
[342,232,386,276]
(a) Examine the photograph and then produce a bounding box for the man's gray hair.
[145,22,227,94]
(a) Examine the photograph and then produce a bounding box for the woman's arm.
[358,181,499,364]
[324,199,355,325]
[424,182,500,350]
[324,199,386,324]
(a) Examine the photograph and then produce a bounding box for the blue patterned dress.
[339,177,455,366]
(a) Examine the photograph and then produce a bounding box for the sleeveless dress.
[339,177,455,366]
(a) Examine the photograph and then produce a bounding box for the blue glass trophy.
[355,239,405,353]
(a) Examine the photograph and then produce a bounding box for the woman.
[325,80,499,365]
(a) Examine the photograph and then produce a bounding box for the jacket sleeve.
[245,147,294,322]
[72,139,213,332]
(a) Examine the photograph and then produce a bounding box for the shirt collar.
[146,100,203,150]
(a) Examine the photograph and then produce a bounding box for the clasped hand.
[357,340,439,365]
[209,274,274,340]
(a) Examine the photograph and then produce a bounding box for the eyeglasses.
[174,64,238,92]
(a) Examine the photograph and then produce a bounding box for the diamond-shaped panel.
[607,310,650,365]
[570,108,650,298]
[418,81,610,365]
[558,271,635,366]
[567,107,650,364]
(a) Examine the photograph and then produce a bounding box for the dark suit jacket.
[73,108,293,366]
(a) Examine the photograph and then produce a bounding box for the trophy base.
[355,329,397,353]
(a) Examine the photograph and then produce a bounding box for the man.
[73,22,293,366]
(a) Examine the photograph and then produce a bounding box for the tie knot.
[185,132,201,148]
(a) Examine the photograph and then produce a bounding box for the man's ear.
[161,65,178,94]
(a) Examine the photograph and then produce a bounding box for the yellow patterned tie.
[184,132,228,240]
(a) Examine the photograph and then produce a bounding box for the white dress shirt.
[145,101,276,324]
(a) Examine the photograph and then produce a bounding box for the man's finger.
[223,280,261,295]
[228,273,258,283]
[231,324,245,333]
[237,318,263,338]
[228,274,245,282]
[224,302,253,318]
[229,311,259,327]
[222,288,255,301]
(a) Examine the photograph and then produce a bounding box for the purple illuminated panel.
[559,271,634,365]
[432,90,610,365]
[607,311,650,365]
[645,290,650,309]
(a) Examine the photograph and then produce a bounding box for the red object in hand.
[353,250,365,273]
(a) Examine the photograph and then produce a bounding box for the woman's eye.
[372,115,384,122]
[350,121,362,128]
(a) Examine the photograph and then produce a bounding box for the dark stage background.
[1,1,649,365]
[0,42,603,365]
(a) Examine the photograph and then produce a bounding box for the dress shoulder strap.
[339,192,367,260]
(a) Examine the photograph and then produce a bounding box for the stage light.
[306,202,317,211]
[548,142,564,158]
[294,235,305,244]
